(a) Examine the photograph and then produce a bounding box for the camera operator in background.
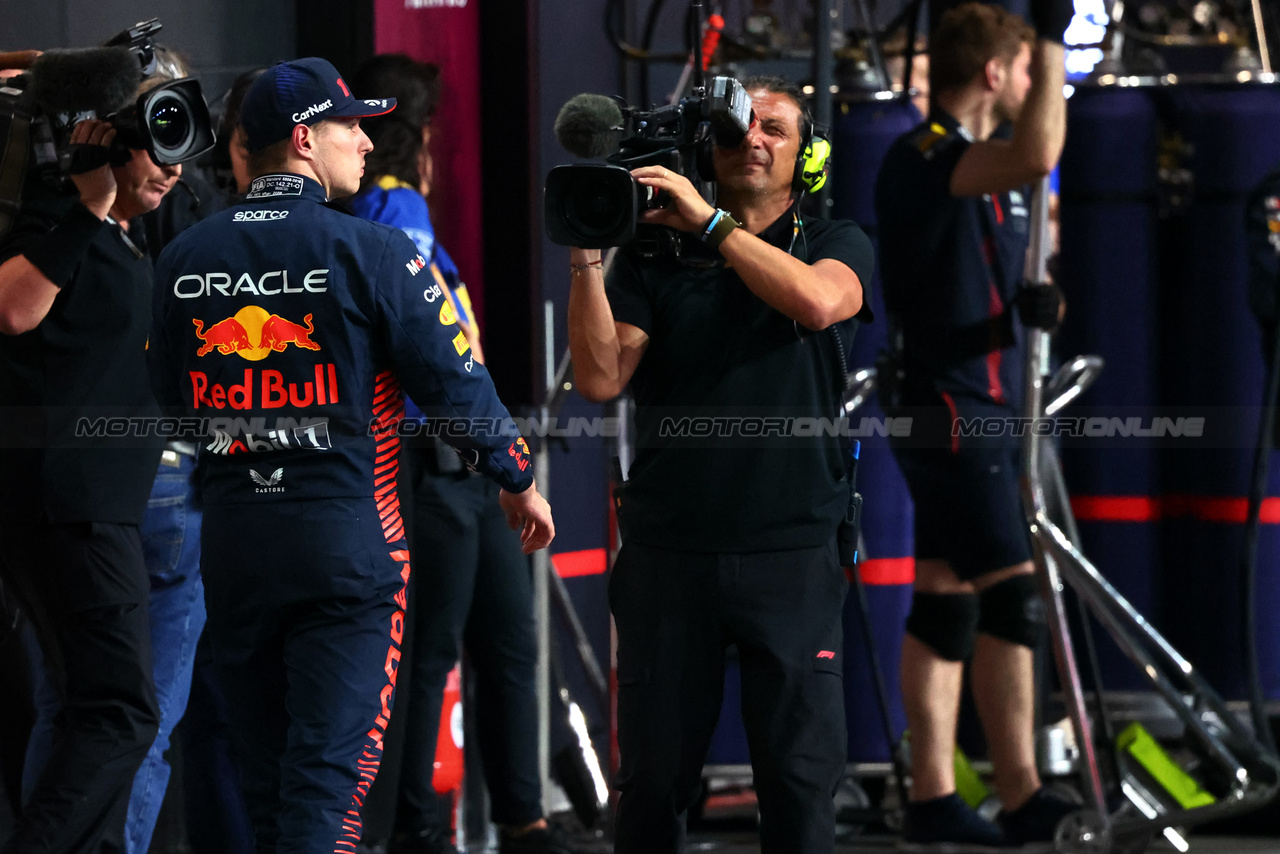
[348,54,577,854]
[0,51,187,854]
[874,0,1072,847]
[567,75,874,854]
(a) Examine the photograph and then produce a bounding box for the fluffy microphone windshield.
[32,47,141,116]
[554,93,623,159]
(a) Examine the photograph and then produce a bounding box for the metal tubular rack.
[1020,176,1280,853]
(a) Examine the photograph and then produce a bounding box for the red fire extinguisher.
[433,662,464,794]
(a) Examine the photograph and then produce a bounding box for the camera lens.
[147,90,193,157]
[545,164,638,248]
[559,170,629,242]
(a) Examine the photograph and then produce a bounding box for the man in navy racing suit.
[147,57,554,854]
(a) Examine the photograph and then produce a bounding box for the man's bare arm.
[566,247,649,403]
[0,120,118,335]
[718,229,863,329]
[633,166,864,330]
[950,41,1066,198]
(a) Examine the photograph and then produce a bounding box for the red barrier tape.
[844,557,916,587]
[551,548,608,578]
[555,549,918,586]
[1071,495,1280,524]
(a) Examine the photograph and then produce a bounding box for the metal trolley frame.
[1020,176,1280,853]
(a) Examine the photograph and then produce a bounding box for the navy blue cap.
[240,57,396,153]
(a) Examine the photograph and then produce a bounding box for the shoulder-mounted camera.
[544,76,753,257]
[0,18,215,234]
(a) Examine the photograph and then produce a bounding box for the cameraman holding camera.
[0,87,181,854]
[567,76,874,854]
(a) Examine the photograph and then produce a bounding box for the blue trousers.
[201,497,411,854]
[180,631,254,854]
[125,454,207,853]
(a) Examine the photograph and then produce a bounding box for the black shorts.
[892,443,1034,581]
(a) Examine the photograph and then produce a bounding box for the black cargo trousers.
[0,518,159,854]
[610,539,849,854]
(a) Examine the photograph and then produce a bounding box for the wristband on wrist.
[705,209,741,249]
[21,203,107,289]
[570,259,603,273]
[701,209,725,240]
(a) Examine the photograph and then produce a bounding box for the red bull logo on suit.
[193,307,321,360]
[188,364,340,411]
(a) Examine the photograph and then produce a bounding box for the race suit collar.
[243,173,329,204]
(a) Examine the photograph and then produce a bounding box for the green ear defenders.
[794,118,832,194]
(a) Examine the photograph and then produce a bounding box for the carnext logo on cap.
[293,99,333,122]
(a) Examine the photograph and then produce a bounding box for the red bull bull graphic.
[193,306,322,360]
[260,313,321,352]
[193,317,253,357]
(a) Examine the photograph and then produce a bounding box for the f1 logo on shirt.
[406,255,427,276]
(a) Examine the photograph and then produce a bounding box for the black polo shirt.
[606,206,875,553]
[0,189,163,525]
[875,110,1030,414]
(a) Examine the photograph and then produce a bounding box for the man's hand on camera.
[67,119,118,221]
[632,166,716,234]
[498,481,555,554]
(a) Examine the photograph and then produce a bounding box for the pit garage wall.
[0,0,295,102]
[372,1,486,330]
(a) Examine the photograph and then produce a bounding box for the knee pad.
[976,573,1046,649]
[905,592,979,662]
